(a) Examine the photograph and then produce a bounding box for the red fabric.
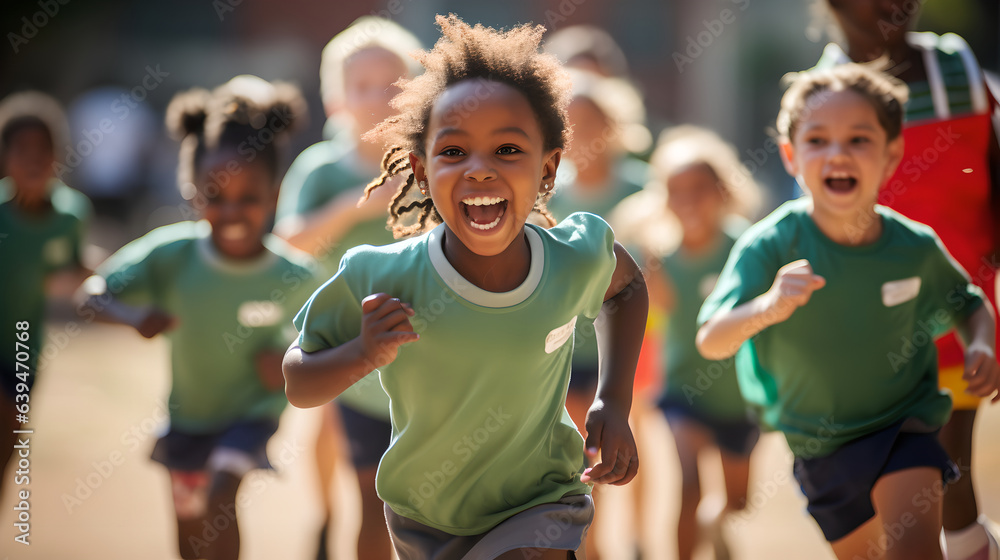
[879,112,998,366]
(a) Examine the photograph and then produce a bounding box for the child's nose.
[464,155,496,182]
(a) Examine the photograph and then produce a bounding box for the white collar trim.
[426,225,544,308]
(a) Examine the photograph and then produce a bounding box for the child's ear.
[881,136,905,184]
[408,152,427,185]
[539,148,562,193]
[779,141,798,176]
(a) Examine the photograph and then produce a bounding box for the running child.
[78,76,316,560]
[641,125,761,560]
[696,63,1000,560]
[283,15,648,560]
[273,16,422,559]
[812,3,1000,556]
[0,91,92,498]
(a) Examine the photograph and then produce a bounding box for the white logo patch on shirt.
[237,301,283,327]
[43,237,71,267]
[545,315,578,354]
[882,277,921,307]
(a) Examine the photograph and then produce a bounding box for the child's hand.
[763,259,826,324]
[135,308,176,338]
[964,342,1000,402]
[580,398,638,486]
[359,293,419,369]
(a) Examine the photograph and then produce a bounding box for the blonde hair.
[320,16,423,107]
[567,68,652,155]
[612,125,762,258]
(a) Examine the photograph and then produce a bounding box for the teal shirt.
[698,199,984,458]
[660,230,746,420]
[0,177,91,373]
[278,138,396,418]
[547,157,648,379]
[95,221,318,432]
[294,213,617,535]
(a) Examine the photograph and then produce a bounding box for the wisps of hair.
[166,75,307,197]
[777,63,908,142]
[360,14,570,238]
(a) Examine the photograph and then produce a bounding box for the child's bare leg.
[830,515,884,560]
[495,547,573,559]
[720,450,751,513]
[871,467,944,560]
[314,404,342,559]
[668,417,712,560]
[939,409,978,530]
[356,466,393,559]
[204,471,243,560]
[169,470,211,559]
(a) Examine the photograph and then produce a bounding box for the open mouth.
[461,196,508,231]
[219,224,249,241]
[824,172,857,193]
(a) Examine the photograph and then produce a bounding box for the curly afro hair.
[361,14,573,238]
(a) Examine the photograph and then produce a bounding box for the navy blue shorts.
[151,417,279,473]
[659,396,760,457]
[793,420,959,542]
[568,364,599,393]
[337,403,392,469]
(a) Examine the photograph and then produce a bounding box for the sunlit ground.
[1,322,997,560]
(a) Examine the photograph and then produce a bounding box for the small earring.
[418,181,428,195]
[542,182,552,192]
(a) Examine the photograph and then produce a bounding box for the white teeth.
[220,224,248,240]
[462,196,505,206]
[470,214,503,230]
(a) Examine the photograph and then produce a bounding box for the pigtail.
[362,145,441,239]
[165,88,210,140]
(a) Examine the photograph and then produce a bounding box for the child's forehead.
[796,88,883,130]
[429,80,539,132]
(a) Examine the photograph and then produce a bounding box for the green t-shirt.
[0,177,91,373]
[660,230,747,420]
[95,221,318,433]
[278,138,396,418]
[547,157,648,379]
[294,212,617,535]
[698,199,984,458]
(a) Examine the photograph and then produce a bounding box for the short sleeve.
[292,255,364,353]
[698,232,776,327]
[276,150,317,222]
[919,233,985,334]
[92,234,164,307]
[553,212,617,320]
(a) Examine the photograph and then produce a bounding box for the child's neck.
[680,229,721,255]
[807,202,883,247]
[442,227,531,293]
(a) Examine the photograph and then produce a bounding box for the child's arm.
[582,242,647,486]
[275,178,399,255]
[76,289,176,339]
[282,292,419,408]
[696,259,826,360]
[957,303,1000,402]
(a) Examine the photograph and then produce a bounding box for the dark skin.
[827,0,1000,533]
[283,80,649,513]
[75,160,286,560]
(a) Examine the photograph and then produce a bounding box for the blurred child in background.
[272,16,422,560]
[812,2,1000,557]
[638,125,761,560]
[79,76,316,560]
[0,91,92,499]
